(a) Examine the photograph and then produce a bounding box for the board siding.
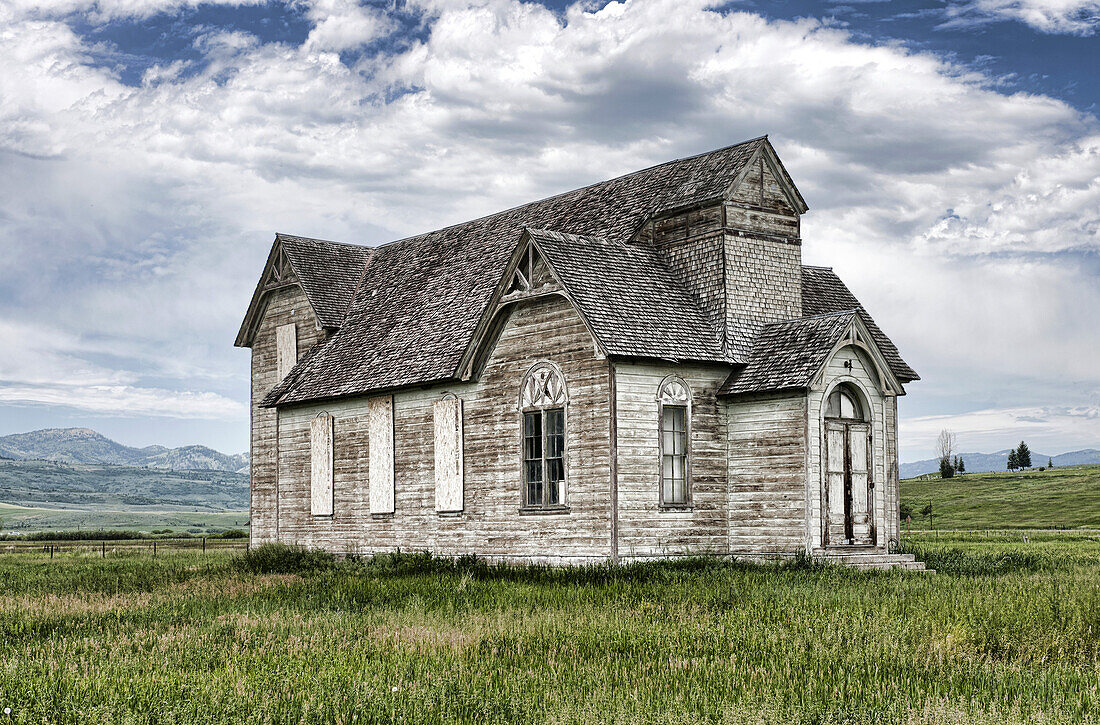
[726,393,809,553]
[272,294,613,562]
[614,362,731,559]
[249,284,325,547]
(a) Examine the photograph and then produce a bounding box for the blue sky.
[0,0,1097,461]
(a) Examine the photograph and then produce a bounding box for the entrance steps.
[811,549,931,572]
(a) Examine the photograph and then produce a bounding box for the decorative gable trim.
[235,236,321,348]
[811,316,903,396]
[456,230,606,381]
[723,138,809,215]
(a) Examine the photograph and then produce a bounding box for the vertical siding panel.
[434,396,463,512]
[368,396,395,515]
[310,412,333,516]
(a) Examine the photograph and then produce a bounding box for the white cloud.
[943,0,1100,35]
[1,0,264,23]
[0,0,1098,451]
[901,404,1100,458]
[0,384,246,419]
[302,0,395,52]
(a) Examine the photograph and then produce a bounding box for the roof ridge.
[364,136,769,253]
[801,264,834,271]
[276,232,371,251]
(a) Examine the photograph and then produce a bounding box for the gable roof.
[800,266,919,382]
[718,310,858,396]
[234,234,373,347]
[522,229,726,361]
[264,137,775,407]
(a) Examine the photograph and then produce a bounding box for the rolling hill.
[0,428,248,473]
[900,448,1100,478]
[900,464,1100,530]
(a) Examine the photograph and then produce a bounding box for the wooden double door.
[825,420,875,546]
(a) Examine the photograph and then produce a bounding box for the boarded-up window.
[368,395,395,514]
[310,412,333,516]
[276,323,297,380]
[434,395,463,512]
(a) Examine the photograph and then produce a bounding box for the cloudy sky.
[1,0,1097,461]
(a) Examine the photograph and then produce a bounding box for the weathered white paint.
[276,323,297,381]
[310,412,333,516]
[433,395,464,512]
[368,395,395,515]
[809,343,896,552]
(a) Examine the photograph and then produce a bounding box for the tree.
[1008,449,1019,471]
[1049,457,1054,468]
[1017,441,1032,469]
[920,502,934,530]
[937,429,957,480]
[956,456,965,474]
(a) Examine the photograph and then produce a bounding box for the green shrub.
[898,542,1055,575]
[211,528,247,539]
[235,543,336,574]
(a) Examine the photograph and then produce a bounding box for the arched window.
[658,376,691,507]
[825,384,866,421]
[520,362,568,509]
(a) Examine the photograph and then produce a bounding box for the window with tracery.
[520,363,568,509]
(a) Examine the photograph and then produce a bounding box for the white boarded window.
[368,395,395,514]
[276,323,297,380]
[310,412,333,516]
[434,395,464,512]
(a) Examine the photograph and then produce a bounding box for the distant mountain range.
[0,428,248,473]
[900,448,1100,479]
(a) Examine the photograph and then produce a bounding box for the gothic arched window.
[520,362,568,510]
[825,384,866,421]
[658,376,691,507]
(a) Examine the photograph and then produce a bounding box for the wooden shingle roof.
[265,138,769,406]
[527,229,726,362]
[248,138,916,407]
[717,310,858,396]
[800,266,919,382]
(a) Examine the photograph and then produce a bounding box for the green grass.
[901,464,1100,530]
[0,538,1098,723]
[0,501,249,534]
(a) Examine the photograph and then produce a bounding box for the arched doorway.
[824,384,874,546]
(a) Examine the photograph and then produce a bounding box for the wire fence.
[0,537,249,557]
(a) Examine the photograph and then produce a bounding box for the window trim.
[519,361,570,513]
[657,376,693,510]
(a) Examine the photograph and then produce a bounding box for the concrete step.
[810,549,932,572]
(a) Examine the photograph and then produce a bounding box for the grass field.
[0,535,1098,724]
[0,502,249,534]
[901,464,1100,530]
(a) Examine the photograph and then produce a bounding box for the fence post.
[50,545,54,559]
[202,537,206,554]
[153,540,157,558]
[101,541,106,558]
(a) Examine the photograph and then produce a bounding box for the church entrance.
[824,385,874,546]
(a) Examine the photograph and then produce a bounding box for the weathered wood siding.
[726,394,808,554]
[273,294,613,562]
[614,362,730,559]
[249,283,325,547]
[807,345,895,551]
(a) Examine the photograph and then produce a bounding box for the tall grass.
[0,540,1097,723]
